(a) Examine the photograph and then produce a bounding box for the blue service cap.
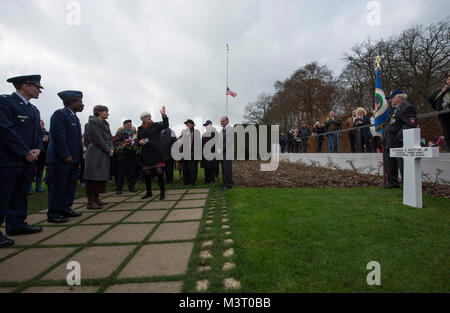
[203,120,212,126]
[58,90,83,101]
[6,75,44,89]
[386,89,406,99]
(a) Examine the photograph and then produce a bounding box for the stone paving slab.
[187,189,210,194]
[101,196,130,203]
[127,196,150,202]
[142,201,175,210]
[81,211,130,224]
[0,248,19,260]
[95,224,155,243]
[73,197,88,204]
[105,202,144,211]
[26,214,47,225]
[0,248,75,282]
[10,227,65,246]
[166,189,185,195]
[22,286,99,293]
[165,209,204,222]
[149,222,200,242]
[105,281,183,293]
[43,245,135,280]
[100,192,116,197]
[118,243,193,278]
[74,206,110,213]
[182,193,208,200]
[124,210,166,223]
[112,191,140,196]
[162,194,183,201]
[40,225,110,245]
[39,213,95,226]
[175,199,206,209]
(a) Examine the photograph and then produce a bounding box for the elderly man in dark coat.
[383,89,417,189]
[83,105,114,209]
[47,90,85,223]
[138,107,169,200]
[0,75,44,247]
[114,119,138,194]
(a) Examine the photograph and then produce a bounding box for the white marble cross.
[390,128,440,208]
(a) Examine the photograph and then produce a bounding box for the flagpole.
[226,43,229,117]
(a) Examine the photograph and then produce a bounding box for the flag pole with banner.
[374,56,390,136]
[374,56,390,187]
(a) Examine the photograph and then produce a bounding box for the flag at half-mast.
[374,67,390,136]
[226,87,237,98]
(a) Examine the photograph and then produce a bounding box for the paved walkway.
[0,188,236,293]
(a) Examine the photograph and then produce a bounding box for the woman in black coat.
[137,107,169,200]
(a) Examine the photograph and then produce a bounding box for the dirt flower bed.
[232,161,450,199]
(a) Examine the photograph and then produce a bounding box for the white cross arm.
[388,128,440,209]
[390,147,440,159]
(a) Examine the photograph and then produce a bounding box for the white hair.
[397,93,408,100]
[140,111,151,121]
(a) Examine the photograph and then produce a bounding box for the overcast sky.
[0,0,448,135]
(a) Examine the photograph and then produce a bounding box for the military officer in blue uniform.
[0,75,44,248]
[383,89,418,189]
[46,91,84,223]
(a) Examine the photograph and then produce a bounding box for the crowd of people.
[279,70,450,155]
[279,109,383,154]
[0,74,235,248]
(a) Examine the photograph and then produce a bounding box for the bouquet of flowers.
[116,131,138,153]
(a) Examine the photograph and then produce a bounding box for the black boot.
[157,174,165,200]
[141,174,153,199]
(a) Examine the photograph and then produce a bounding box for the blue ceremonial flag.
[374,67,390,136]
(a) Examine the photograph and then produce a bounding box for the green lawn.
[227,187,450,292]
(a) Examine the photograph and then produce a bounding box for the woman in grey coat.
[83,105,114,209]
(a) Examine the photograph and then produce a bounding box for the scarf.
[141,121,154,129]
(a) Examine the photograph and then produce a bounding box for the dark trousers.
[164,159,174,183]
[116,153,137,191]
[204,167,217,183]
[0,167,34,235]
[302,139,309,153]
[144,168,165,195]
[373,136,382,152]
[35,164,45,189]
[315,138,323,153]
[47,163,79,219]
[384,147,404,187]
[183,160,198,185]
[221,160,234,188]
[348,133,356,153]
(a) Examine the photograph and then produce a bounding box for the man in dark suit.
[0,75,44,247]
[46,91,84,223]
[383,89,418,189]
[161,127,177,185]
[220,116,235,191]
